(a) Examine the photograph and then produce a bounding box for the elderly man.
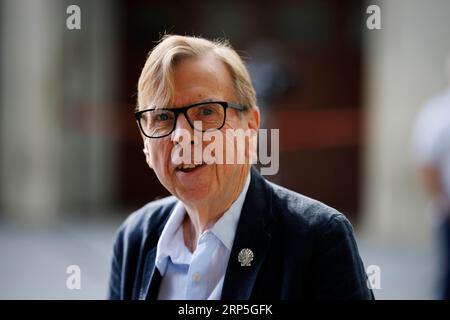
[108,35,373,300]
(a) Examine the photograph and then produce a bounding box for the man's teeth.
[178,163,203,170]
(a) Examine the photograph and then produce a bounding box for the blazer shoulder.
[267,180,351,232]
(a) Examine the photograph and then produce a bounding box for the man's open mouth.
[176,163,206,173]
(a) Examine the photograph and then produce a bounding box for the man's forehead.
[168,59,234,107]
[142,53,235,109]
[172,54,231,88]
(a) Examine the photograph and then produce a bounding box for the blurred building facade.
[0,0,120,222]
[1,0,450,249]
[0,0,364,223]
[362,0,450,245]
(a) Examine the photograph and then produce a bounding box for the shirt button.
[192,273,201,282]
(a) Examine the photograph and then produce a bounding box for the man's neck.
[182,198,234,252]
[181,171,250,252]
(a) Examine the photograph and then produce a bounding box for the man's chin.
[173,162,210,185]
[173,167,212,198]
[177,187,211,206]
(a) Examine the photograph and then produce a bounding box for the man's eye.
[200,108,214,116]
[154,112,170,121]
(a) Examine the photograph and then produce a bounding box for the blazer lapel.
[221,168,273,300]
[140,203,174,300]
[140,247,162,300]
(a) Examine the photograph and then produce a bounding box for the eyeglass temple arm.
[227,102,247,111]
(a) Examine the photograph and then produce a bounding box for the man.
[108,34,373,300]
[412,54,450,299]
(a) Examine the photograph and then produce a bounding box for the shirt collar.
[155,173,251,276]
[210,174,251,251]
[155,201,188,275]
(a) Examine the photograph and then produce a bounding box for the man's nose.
[171,113,194,144]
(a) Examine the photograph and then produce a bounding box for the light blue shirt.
[155,174,251,300]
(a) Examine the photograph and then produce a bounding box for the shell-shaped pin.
[238,248,254,266]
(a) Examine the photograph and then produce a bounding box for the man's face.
[142,53,259,208]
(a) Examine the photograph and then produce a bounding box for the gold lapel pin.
[238,248,254,266]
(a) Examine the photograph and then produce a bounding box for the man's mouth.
[176,163,206,173]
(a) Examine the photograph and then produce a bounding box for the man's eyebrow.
[186,98,217,105]
[157,98,218,109]
[192,98,217,105]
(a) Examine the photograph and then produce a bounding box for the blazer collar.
[142,167,273,300]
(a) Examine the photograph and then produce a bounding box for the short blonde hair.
[137,34,256,111]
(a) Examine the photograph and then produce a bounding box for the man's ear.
[247,106,260,131]
[140,132,153,168]
[143,146,152,169]
[245,106,260,164]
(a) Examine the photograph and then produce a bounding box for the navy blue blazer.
[108,168,374,300]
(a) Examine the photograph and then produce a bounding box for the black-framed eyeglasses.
[134,101,246,138]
